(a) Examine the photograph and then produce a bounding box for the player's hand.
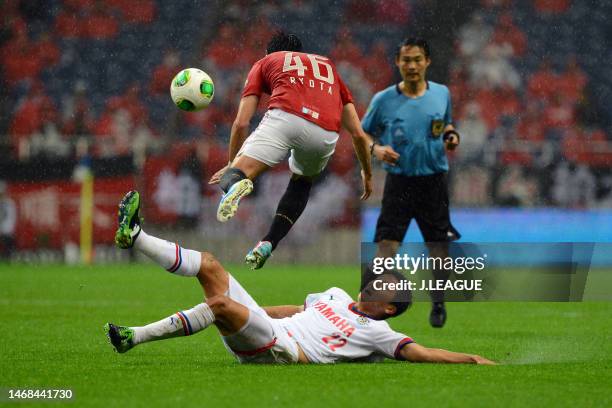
[444,134,460,151]
[360,170,372,200]
[373,145,400,166]
[209,164,229,185]
[472,355,496,365]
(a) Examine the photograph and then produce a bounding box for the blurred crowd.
[1,0,610,208]
[452,1,607,164]
[1,0,160,161]
[449,0,611,207]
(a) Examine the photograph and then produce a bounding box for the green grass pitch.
[1,263,610,407]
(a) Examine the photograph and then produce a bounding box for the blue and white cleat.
[245,241,273,270]
[216,179,253,222]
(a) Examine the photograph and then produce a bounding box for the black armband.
[443,130,460,143]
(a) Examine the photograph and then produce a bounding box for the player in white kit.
[107,191,494,365]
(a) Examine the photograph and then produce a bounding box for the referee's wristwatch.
[443,130,461,143]
[369,142,377,156]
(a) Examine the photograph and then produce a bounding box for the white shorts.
[221,274,299,364]
[238,109,339,176]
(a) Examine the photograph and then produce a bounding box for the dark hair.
[396,37,430,58]
[266,31,303,54]
[382,270,413,318]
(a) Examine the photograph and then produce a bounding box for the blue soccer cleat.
[216,179,253,222]
[245,241,273,270]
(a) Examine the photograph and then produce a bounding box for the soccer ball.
[170,68,215,111]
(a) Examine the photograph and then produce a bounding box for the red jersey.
[241,51,354,132]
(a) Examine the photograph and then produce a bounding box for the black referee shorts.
[374,172,460,243]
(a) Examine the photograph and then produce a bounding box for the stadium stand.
[1,0,610,211]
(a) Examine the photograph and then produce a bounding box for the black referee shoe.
[429,302,447,328]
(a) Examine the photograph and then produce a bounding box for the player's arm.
[341,102,373,200]
[262,305,304,318]
[229,94,260,162]
[209,95,259,184]
[443,124,460,151]
[400,342,495,365]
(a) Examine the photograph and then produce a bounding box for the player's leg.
[245,112,337,269]
[115,191,202,277]
[106,252,247,353]
[110,294,250,348]
[203,264,299,363]
[245,173,313,269]
[105,299,216,353]
[106,296,250,354]
[109,191,225,352]
[114,191,241,293]
[216,157,266,222]
[107,247,253,353]
[217,110,292,222]
[261,174,314,250]
[109,192,278,354]
[108,250,288,361]
[216,159,260,223]
[198,257,298,362]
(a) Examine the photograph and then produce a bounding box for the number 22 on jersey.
[322,333,347,351]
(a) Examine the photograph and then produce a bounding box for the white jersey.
[278,287,413,364]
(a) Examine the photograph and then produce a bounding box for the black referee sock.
[219,168,247,193]
[427,242,450,303]
[360,264,378,292]
[262,177,312,250]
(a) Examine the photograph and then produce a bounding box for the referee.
[362,38,461,328]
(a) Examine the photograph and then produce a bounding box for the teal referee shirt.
[362,81,453,177]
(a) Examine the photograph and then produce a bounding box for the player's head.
[357,271,412,320]
[395,37,431,84]
[266,31,303,54]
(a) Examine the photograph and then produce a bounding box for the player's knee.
[198,252,221,276]
[206,295,231,315]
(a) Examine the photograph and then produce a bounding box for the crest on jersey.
[431,119,445,137]
[357,316,369,325]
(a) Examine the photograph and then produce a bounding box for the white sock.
[134,230,201,276]
[132,303,215,344]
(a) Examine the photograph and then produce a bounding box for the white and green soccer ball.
[170,68,215,111]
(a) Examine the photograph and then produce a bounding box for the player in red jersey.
[210,32,374,269]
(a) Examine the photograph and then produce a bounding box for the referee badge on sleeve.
[431,119,445,138]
